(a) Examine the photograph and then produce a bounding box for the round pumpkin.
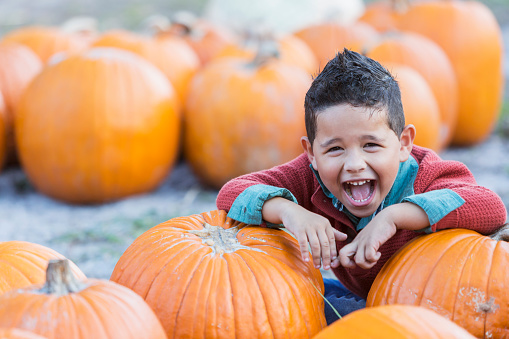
[365,31,458,149]
[294,21,379,69]
[0,259,166,339]
[312,304,475,338]
[395,0,504,146]
[15,47,181,204]
[2,26,89,63]
[388,63,441,151]
[367,226,509,338]
[358,0,400,32]
[0,328,48,339]
[92,29,200,104]
[111,210,326,338]
[0,241,85,295]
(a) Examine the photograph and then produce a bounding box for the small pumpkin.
[0,240,85,295]
[111,210,326,338]
[312,305,475,339]
[0,259,166,339]
[0,328,48,339]
[367,225,509,338]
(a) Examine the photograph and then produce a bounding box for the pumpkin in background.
[365,31,458,149]
[16,48,181,204]
[294,21,379,69]
[111,210,326,338]
[367,226,509,338]
[1,26,89,63]
[0,240,85,295]
[0,92,6,171]
[395,0,504,146]
[92,29,200,104]
[184,50,311,189]
[0,42,43,162]
[0,328,48,339]
[215,33,319,76]
[388,63,441,151]
[358,0,400,32]
[0,259,166,339]
[312,305,475,339]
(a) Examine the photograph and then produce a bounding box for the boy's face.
[302,104,415,218]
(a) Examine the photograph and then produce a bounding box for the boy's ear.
[301,136,318,170]
[399,124,416,162]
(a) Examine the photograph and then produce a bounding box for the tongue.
[350,182,371,201]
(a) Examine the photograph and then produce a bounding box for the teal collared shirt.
[227,156,465,233]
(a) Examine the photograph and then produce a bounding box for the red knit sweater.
[216,146,507,298]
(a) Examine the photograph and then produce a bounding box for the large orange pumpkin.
[365,31,458,149]
[312,305,475,338]
[294,21,379,69]
[0,259,166,339]
[184,54,311,189]
[0,241,85,295]
[92,29,200,104]
[388,63,441,151]
[2,26,89,63]
[0,328,47,339]
[395,0,504,146]
[367,226,509,338]
[15,48,181,204]
[111,210,326,338]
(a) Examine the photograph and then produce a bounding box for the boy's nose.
[344,151,367,172]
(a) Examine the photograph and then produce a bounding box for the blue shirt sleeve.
[402,189,465,233]
[227,184,298,225]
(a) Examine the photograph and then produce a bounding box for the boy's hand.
[262,198,347,270]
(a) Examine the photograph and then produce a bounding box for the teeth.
[346,180,371,186]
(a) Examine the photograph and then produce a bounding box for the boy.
[216,49,507,324]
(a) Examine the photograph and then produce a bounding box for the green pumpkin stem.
[40,259,86,295]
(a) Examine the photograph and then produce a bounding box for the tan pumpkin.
[111,210,326,338]
[367,226,509,338]
[92,29,200,104]
[312,305,475,339]
[0,328,48,339]
[184,53,311,189]
[0,241,85,295]
[16,48,181,204]
[388,63,441,151]
[294,21,379,69]
[0,259,166,339]
[365,31,458,149]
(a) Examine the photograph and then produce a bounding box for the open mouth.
[343,180,376,206]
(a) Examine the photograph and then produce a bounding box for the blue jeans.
[323,278,366,325]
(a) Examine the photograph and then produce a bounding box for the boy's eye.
[327,146,343,153]
[364,143,380,148]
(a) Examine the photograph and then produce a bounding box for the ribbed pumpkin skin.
[396,1,504,146]
[367,228,509,338]
[366,31,458,149]
[184,58,310,189]
[2,26,88,63]
[0,328,48,339]
[312,305,475,339]
[0,241,85,295]
[16,48,181,204]
[92,30,200,104]
[294,22,379,69]
[388,64,441,151]
[111,210,326,339]
[0,278,167,339]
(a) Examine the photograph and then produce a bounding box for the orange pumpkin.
[365,31,458,149]
[183,54,311,188]
[2,26,89,63]
[111,210,326,338]
[294,21,379,69]
[312,305,475,339]
[396,0,504,146]
[92,29,200,104]
[0,328,47,339]
[358,0,403,32]
[0,259,166,339]
[388,63,441,151]
[367,226,509,338]
[0,241,85,295]
[15,48,181,204]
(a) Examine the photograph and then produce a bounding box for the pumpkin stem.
[490,223,509,242]
[40,259,86,296]
[250,33,280,67]
[391,0,409,13]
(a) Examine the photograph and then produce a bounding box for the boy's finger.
[318,231,332,269]
[339,243,357,268]
[333,229,347,241]
[307,232,322,269]
[364,246,379,262]
[325,228,338,267]
[296,231,310,263]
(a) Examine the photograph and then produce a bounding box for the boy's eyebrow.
[361,135,386,142]
[319,135,385,147]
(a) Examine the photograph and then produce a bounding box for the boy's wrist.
[386,202,430,231]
